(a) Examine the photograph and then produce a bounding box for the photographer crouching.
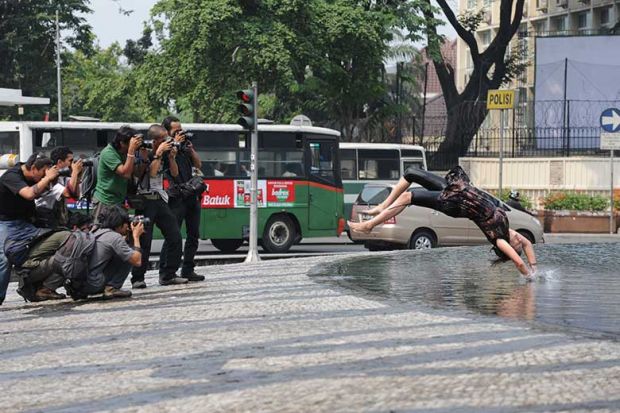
[83,206,144,299]
[129,125,186,288]
[162,116,205,282]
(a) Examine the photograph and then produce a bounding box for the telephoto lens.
[81,159,94,167]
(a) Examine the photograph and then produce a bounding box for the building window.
[553,16,566,33]
[479,30,491,47]
[600,7,610,25]
[467,0,476,9]
[577,12,588,30]
[533,20,547,35]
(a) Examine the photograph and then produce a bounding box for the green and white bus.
[339,143,427,222]
[0,121,345,253]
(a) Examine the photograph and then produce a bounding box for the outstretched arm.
[496,239,530,276]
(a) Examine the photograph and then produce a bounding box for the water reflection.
[310,243,620,338]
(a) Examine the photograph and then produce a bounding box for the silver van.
[350,183,544,250]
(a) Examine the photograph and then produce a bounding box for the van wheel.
[408,230,436,250]
[262,215,296,253]
[211,238,244,253]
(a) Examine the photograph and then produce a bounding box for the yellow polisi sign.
[486,89,515,110]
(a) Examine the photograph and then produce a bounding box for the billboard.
[535,36,620,148]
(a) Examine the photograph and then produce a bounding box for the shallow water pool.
[310,243,620,339]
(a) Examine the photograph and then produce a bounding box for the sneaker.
[159,277,189,286]
[132,281,147,289]
[35,288,66,301]
[181,272,205,282]
[103,286,132,299]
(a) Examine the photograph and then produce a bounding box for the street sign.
[600,132,620,150]
[486,89,515,110]
[600,108,620,133]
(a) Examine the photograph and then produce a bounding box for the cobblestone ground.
[1,254,619,413]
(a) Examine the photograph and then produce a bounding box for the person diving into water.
[348,166,538,278]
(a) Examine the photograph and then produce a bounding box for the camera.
[140,140,154,149]
[129,214,151,225]
[82,159,94,167]
[178,130,194,140]
[58,167,72,177]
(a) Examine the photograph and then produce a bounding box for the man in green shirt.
[92,126,143,222]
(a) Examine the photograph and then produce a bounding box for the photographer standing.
[0,154,58,305]
[130,125,186,288]
[91,126,143,222]
[35,146,84,229]
[162,116,205,282]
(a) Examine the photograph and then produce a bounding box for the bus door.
[306,138,339,230]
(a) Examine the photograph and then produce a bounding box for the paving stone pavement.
[1,253,619,413]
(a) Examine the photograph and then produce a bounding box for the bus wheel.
[211,238,244,253]
[262,215,296,253]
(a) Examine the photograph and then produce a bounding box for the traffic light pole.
[245,81,260,263]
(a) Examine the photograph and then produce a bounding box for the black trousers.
[167,195,201,276]
[131,197,182,282]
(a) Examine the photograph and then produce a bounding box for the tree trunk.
[430,100,488,169]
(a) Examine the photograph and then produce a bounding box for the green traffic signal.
[236,89,255,130]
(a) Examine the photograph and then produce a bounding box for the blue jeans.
[0,220,39,304]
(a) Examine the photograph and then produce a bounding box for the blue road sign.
[600,108,620,133]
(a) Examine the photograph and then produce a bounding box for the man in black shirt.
[162,116,205,282]
[0,154,58,305]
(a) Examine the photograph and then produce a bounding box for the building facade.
[455,0,619,125]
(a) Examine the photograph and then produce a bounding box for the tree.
[138,0,425,140]
[422,0,526,166]
[0,0,93,120]
[63,44,160,122]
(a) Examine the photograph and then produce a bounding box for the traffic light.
[236,89,255,130]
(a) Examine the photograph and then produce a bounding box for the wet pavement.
[311,243,620,339]
[1,252,619,412]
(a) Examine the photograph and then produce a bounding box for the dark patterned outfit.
[404,166,509,246]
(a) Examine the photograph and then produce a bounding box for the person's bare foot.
[348,220,372,233]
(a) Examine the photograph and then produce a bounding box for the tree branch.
[435,0,479,58]
[421,0,459,104]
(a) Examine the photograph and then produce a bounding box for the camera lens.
[82,159,94,167]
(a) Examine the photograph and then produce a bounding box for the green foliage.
[496,190,533,210]
[543,192,609,212]
[63,45,163,122]
[0,0,93,120]
[457,9,485,33]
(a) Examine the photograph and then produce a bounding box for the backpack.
[3,227,53,267]
[53,230,98,300]
[79,152,100,209]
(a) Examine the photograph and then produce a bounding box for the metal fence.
[410,99,620,170]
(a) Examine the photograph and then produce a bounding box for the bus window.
[340,149,357,180]
[258,132,303,177]
[34,129,119,158]
[358,149,399,180]
[401,149,424,158]
[403,160,424,171]
[0,131,18,155]
[308,141,336,184]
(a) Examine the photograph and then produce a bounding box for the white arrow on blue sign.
[600,108,620,133]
